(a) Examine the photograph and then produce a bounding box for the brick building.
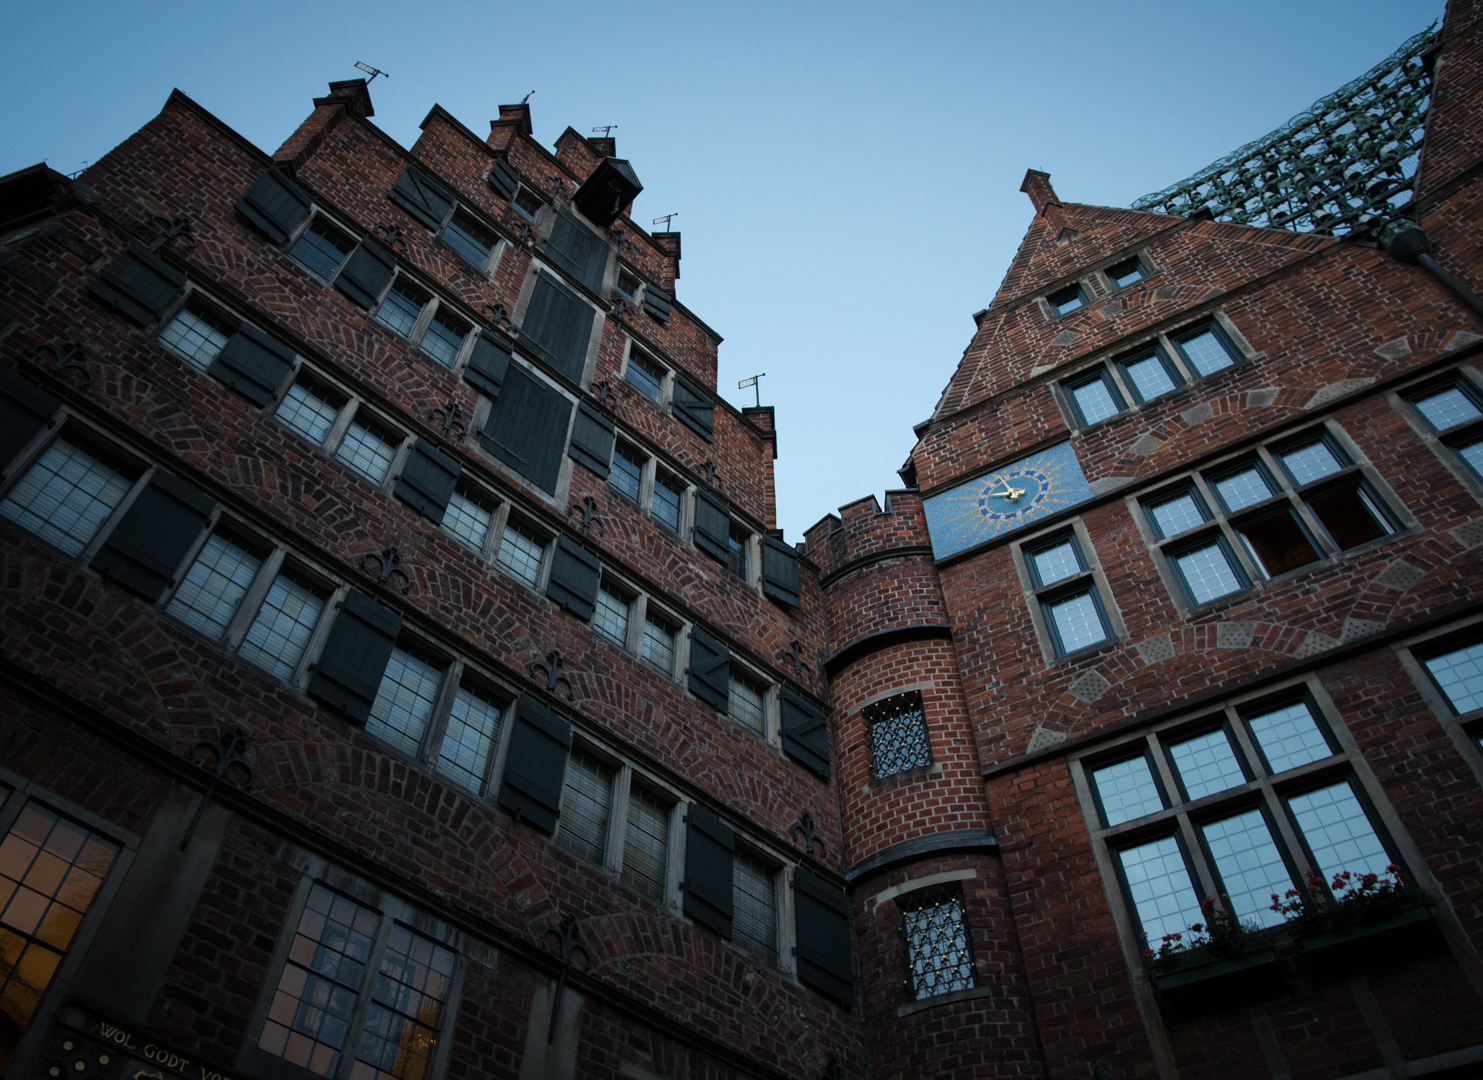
[1,4,1482,1080]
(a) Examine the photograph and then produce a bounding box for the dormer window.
[1106,257,1146,289]
[514,187,543,220]
[1048,284,1086,316]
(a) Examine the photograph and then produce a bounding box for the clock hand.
[990,485,1026,501]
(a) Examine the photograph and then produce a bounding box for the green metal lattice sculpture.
[1132,25,1440,235]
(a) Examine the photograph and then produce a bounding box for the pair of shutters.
[672,374,713,441]
[520,273,595,383]
[688,627,730,714]
[692,489,731,565]
[307,589,402,724]
[393,439,461,525]
[478,363,573,494]
[642,285,672,325]
[337,238,395,311]
[208,324,296,406]
[682,806,855,1006]
[568,403,614,480]
[89,243,185,326]
[389,166,454,231]
[760,536,801,608]
[544,212,609,294]
[545,536,600,621]
[236,168,312,245]
[497,695,572,834]
[487,157,520,202]
[91,471,216,602]
[0,369,58,472]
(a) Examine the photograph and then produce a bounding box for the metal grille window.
[0,439,135,557]
[496,520,545,588]
[652,474,682,532]
[594,584,631,646]
[366,648,445,758]
[336,419,398,486]
[420,309,468,369]
[642,617,676,677]
[435,686,504,795]
[351,925,455,1080]
[277,379,345,445]
[732,850,778,968]
[159,301,234,370]
[609,443,643,502]
[442,487,494,552]
[1422,637,1483,716]
[625,352,664,403]
[622,785,670,902]
[1023,531,1113,658]
[442,212,495,268]
[166,533,263,641]
[291,218,356,281]
[376,280,429,340]
[0,800,119,1063]
[900,890,975,1000]
[728,674,767,736]
[557,750,613,867]
[239,571,326,681]
[865,692,932,778]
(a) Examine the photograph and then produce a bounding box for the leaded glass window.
[1115,836,1201,945]
[609,444,643,502]
[376,280,428,340]
[625,352,664,402]
[732,850,778,968]
[277,380,343,445]
[1174,326,1236,376]
[728,674,767,736]
[0,439,134,557]
[366,649,444,758]
[159,301,234,370]
[1091,755,1163,826]
[865,692,932,778]
[291,218,355,281]
[1245,700,1332,772]
[436,686,504,795]
[1411,383,1482,431]
[622,785,669,903]
[594,585,630,646]
[496,521,545,587]
[642,617,676,678]
[351,926,454,1080]
[1146,490,1208,538]
[1170,539,1245,605]
[557,751,613,867]
[442,487,495,553]
[1200,809,1290,928]
[1423,637,1483,715]
[652,474,682,532]
[240,572,325,681]
[1044,589,1109,655]
[442,212,494,268]
[335,420,398,486]
[901,890,974,1000]
[1121,351,1178,402]
[1166,727,1246,800]
[420,309,468,369]
[167,534,262,641]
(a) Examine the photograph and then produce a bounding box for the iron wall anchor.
[181,728,253,850]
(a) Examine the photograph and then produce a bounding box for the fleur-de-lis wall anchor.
[612,297,629,321]
[591,380,613,409]
[567,496,606,540]
[32,341,90,388]
[779,639,813,682]
[483,302,512,332]
[541,916,590,1044]
[428,401,466,442]
[358,546,412,595]
[181,728,253,851]
[699,460,719,488]
[791,812,828,860]
[529,650,574,700]
[375,223,407,252]
[548,174,564,197]
[519,223,538,247]
[148,215,197,253]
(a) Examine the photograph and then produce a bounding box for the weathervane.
[652,213,677,231]
[738,373,765,408]
[355,62,388,85]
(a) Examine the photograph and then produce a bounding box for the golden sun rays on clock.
[922,441,1093,559]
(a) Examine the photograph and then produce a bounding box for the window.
[0,798,120,1066]
[0,437,136,557]
[642,615,677,678]
[625,351,665,403]
[610,443,644,502]
[732,850,779,968]
[1024,532,1113,657]
[1168,537,1247,605]
[652,473,683,532]
[366,647,446,758]
[442,485,496,553]
[495,518,546,588]
[1064,369,1124,427]
[865,692,932,777]
[375,279,429,340]
[728,673,767,736]
[1048,284,1085,316]
[1106,257,1145,288]
[1117,346,1182,403]
[1146,487,1210,539]
[727,524,750,581]
[239,570,327,681]
[166,532,262,641]
[900,890,975,1000]
[622,785,671,902]
[291,217,355,281]
[442,211,495,268]
[159,300,235,371]
[1407,379,1483,481]
[594,583,631,646]
[1420,636,1483,716]
[616,271,640,301]
[1090,753,1165,826]
[277,378,346,445]
[557,749,614,866]
[436,685,505,795]
[335,417,399,486]
[420,308,468,369]
[513,186,543,220]
[1274,434,1395,551]
[1172,323,1238,377]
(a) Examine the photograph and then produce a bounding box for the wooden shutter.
[487,157,520,202]
[307,589,401,724]
[0,369,58,472]
[794,868,854,1006]
[463,332,512,398]
[497,695,572,834]
[688,627,730,714]
[693,489,730,564]
[545,211,608,293]
[683,804,734,938]
[545,535,600,621]
[519,273,594,382]
[336,238,396,310]
[207,323,295,406]
[389,166,455,230]
[568,403,614,480]
[90,472,215,601]
[393,439,461,524]
[782,688,830,780]
[642,284,672,325]
[88,242,185,326]
[672,374,714,441]
[761,536,801,608]
[478,363,573,494]
[235,168,312,244]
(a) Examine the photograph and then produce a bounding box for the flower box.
[1298,905,1440,976]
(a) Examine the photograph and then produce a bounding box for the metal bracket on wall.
[568,496,606,540]
[374,223,407,252]
[791,813,828,861]
[541,915,589,1044]
[591,380,613,409]
[699,460,719,488]
[180,728,253,850]
[358,545,412,595]
[779,639,812,682]
[529,650,574,700]
[482,301,511,331]
[148,215,197,254]
[31,341,91,388]
[428,401,466,442]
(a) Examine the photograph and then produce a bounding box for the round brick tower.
[806,491,1045,1080]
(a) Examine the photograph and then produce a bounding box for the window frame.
[287,212,359,285]
[1062,367,1126,429]
[1104,256,1148,291]
[1046,283,1087,318]
[1114,343,1184,405]
[1170,319,1243,378]
[1017,526,1119,662]
[726,662,776,742]
[623,345,671,406]
[439,210,500,274]
[491,511,553,591]
[156,291,241,372]
[1392,366,1483,502]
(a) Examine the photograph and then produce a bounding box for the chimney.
[587,136,616,158]
[274,79,372,172]
[653,231,681,291]
[496,103,533,137]
[1020,169,1067,230]
[743,407,778,530]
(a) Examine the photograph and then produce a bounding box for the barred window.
[352,924,455,1080]
[435,686,504,795]
[728,674,767,736]
[335,419,398,486]
[865,692,932,778]
[557,750,614,867]
[622,785,670,902]
[239,571,326,681]
[900,890,975,1000]
[0,438,135,557]
[496,520,545,587]
[159,300,234,370]
[732,849,778,968]
[167,533,263,641]
[366,648,445,758]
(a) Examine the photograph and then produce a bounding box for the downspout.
[1378,218,1483,321]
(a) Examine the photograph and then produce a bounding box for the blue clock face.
[923,442,1092,559]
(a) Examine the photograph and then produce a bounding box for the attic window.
[1048,284,1085,316]
[617,271,640,301]
[1106,257,1146,288]
[514,187,543,220]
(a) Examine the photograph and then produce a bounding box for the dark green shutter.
[0,369,58,472]
[688,627,730,714]
[337,238,396,310]
[545,535,600,621]
[497,695,572,834]
[393,439,461,524]
[642,284,672,325]
[568,403,614,479]
[88,242,185,326]
[794,869,854,1006]
[782,688,830,780]
[389,166,455,230]
[672,374,714,441]
[235,168,312,244]
[90,472,215,601]
[207,323,295,406]
[545,211,608,293]
[761,536,801,608]
[464,333,512,398]
[488,158,520,202]
[693,489,730,564]
[519,273,594,382]
[684,804,734,938]
[307,590,400,724]
[479,363,573,494]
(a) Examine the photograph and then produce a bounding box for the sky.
[0,0,1446,543]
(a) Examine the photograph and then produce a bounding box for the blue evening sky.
[0,0,1443,542]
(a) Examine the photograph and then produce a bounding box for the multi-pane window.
[728,673,767,736]
[557,750,614,866]
[435,686,505,795]
[366,648,445,758]
[1106,257,1146,288]
[376,280,429,340]
[420,309,468,369]
[335,418,399,486]
[652,474,683,532]
[642,616,677,678]
[616,271,640,301]
[622,785,670,902]
[1172,323,1238,376]
[442,212,495,268]
[1273,433,1395,551]
[166,533,262,641]
[513,187,543,220]
[1024,531,1112,657]
[0,438,136,557]
[1087,693,1400,949]
[727,524,750,581]
[495,519,546,588]
[0,799,119,1065]
[291,217,356,282]
[626,352,665,403]
[1407,379,1483,479]
[1142,486,1248,606]
[900,890,975,1000]
[732,850,779,968]
[1117,346,1182,404]
[594,584,631,646]
[1420,636,1483,716]
[1065,370,1124,427]
[865,692,932,778]
[352,925,455,1080]
[159,300,234,370]
[442,487,496,553]
[610,443,644,502]
[277,379,345,445]
[239,571,326,681]
[1048,284,1085,316]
